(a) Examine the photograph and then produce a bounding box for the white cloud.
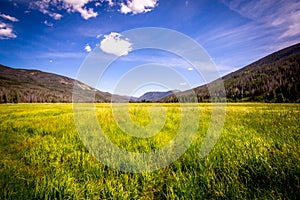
[78,7,98,19]
[0,22,17,39]
[44,20,53,27]
[95,2,101,7]
[96,34,102,38]
[49,12,63,20]
[222,0,300,39]
[120,0,158,14]
[31,0,98,20]
[30,0,158,20]
[107,0,114,6]
[120,4,132,14]
[84,44,92,52]
[30,0,63,20]
[120,53,192,69]
[279,10,300,38]
[0,13,18,39]
[62,0,98,20]
[100,32,133,56]
[95,0,115,7]
[41,52,86,58]
[0,14,19,22]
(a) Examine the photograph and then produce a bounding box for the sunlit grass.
[0,103,299,199]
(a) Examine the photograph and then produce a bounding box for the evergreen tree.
[12,93,19,103]
[3,94,7,103]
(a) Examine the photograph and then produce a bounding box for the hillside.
[161,43,300,103]
[0,65,115,103]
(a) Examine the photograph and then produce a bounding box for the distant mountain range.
[130,90,181,102]
[0,43,299,103]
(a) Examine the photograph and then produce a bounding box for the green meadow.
[0,103,299,199]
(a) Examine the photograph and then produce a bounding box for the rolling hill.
[0,65,126,103]
[161,43,300,103]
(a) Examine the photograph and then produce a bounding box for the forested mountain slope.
[0,65,113,103]
[161,43,300,103]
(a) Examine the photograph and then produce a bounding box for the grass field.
[0,103,299,199]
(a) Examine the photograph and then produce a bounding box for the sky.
[0,0,299,96]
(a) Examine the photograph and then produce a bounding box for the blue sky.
[0,0,299,96]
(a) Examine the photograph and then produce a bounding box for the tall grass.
[0,103,299,199]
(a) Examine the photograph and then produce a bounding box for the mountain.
[161,43,300,103]
[131,90,181,102]
[0,65,126,103]
[1,43,299,103]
